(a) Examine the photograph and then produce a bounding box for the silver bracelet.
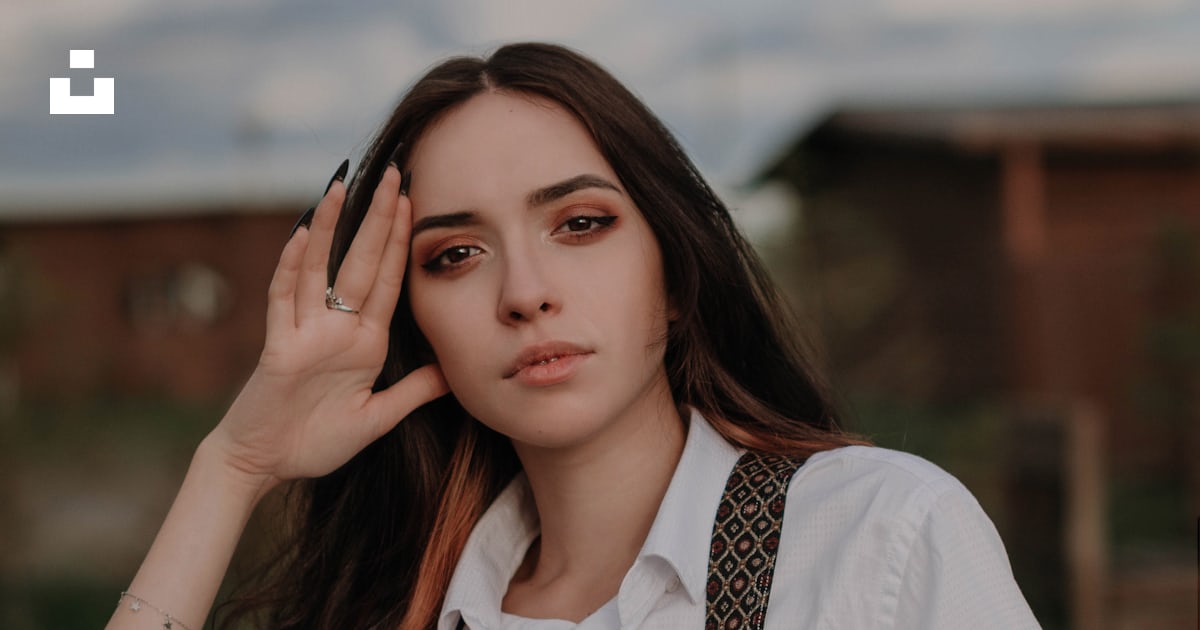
[118,591,194,630]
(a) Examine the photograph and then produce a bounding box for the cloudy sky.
[2,0,1199,218]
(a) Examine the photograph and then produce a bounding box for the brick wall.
[2,209,299,402]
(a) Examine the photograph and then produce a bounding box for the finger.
[332,165,401,309]
[266,225,309,336]
[362,364,449,441]
[360,184,412,327]
[295,169,348,322]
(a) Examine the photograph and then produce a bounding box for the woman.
[108,43,1038,629]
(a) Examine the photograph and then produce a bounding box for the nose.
[497,244,560,323]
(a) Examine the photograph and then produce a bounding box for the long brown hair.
[219,42,865,630]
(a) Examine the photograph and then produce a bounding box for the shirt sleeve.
[891,478,1042,629]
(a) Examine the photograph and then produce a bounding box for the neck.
[505,374,687,612]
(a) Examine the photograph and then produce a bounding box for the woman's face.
[406,91,674,449]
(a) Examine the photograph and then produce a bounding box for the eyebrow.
[411,173,621,238]
[526,173,621,207]
[411,211,480,237]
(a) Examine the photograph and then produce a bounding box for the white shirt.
[439,409,1040,629]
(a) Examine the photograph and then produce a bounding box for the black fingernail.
[324,159,350,195]
[387,142,405,171]
[400,170,412,196]
[290,206,316,236]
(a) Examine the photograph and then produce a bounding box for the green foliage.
[0,577,125,630]
[2,398,224,630]
[1123,219,1199,554]
[845,396,1008,492]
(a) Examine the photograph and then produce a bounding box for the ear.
[667,294,681,322]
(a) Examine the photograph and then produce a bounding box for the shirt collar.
[440,470,540,630]
[438,407,743,625]
[638,406,744,605]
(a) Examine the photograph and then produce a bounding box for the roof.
[809,100,1200,151]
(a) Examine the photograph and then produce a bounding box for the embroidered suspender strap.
[704,451,805,630]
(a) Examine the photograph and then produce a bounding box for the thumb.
[362,364,450,439]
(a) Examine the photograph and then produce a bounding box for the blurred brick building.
[762,101,1200,629]
[0,205,299,404]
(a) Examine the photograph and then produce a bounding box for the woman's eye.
[555,215,617,235]
[423,245,482,272]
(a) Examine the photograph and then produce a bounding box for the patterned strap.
[704,451,806,630]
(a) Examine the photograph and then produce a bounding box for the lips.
[505,340,593,379]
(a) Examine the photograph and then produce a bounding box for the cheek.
[634,237,670,314]
[608,241,671,345]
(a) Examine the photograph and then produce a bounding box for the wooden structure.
[762,102,1200,629]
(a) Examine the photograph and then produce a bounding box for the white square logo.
[50,49,115,115]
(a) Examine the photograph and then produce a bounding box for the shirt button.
[666,576,681,592]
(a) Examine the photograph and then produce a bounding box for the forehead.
[407,91,618,219]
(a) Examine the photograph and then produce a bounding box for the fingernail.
[324,158,350,195]
[400,170,412,197]
[387,142,405,171]
[290,206,316,236]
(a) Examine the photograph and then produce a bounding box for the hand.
[207,162,448,491]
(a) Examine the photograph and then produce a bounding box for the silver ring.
[325,286,360,314]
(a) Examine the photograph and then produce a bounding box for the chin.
[470,394,617,450]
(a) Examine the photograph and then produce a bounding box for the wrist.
[194,434,280,507]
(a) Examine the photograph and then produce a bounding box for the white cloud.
[242,20,435,139]
[4,0,1200,212]
[437,0,636,45]
[880,0,1189,23]
[0,0,155,44]
[1070,31,1200,99]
